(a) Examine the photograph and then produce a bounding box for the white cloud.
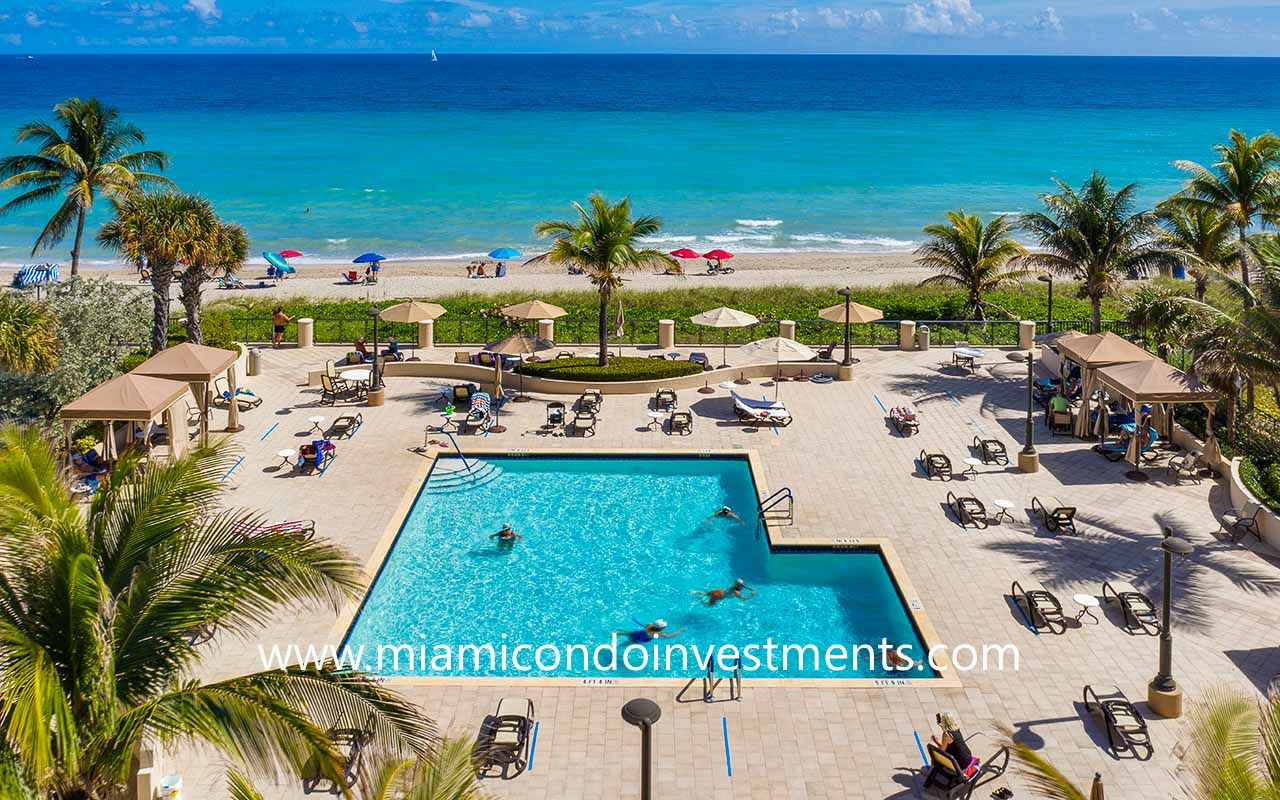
[461,11,492,27]
[816,7,884,30]
[189,34,245,45]
[24,11,44,27]
[1199,14,1229,32]
[507,9,527,26]
[768,8,802,31]
[1129,11,1155,31]
[904,0,982,35]
[667,12,699,37]
[183,0,220,21]
[1031,5,1062,37]
[0,32,20,45]
[351,19,369,33]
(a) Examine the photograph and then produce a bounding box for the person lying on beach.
[704,506,741,523]
[490,523,522,545]
[616,619,684,644]
[692,578,755,605]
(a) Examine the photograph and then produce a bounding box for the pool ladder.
[421,428,475,474]
[676,650,743,704]
[758,487,794,526]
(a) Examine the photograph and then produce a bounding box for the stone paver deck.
[170,344,1280,799]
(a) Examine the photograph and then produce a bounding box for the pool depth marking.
[219,456,244,482]
[722,716,732,776]
[259,422,279,441]
[528,721,540,771]
[913,730,928,767]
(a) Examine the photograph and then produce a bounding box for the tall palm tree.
[0,98,171,276]
[0,293,58,373]
[1020,171,1163,333]
[914,210,1031,319]
[1123,284,1205,361]
[0,426,434,799]
[98,192,222,354]
[1152,202,1239,302]
[529,194,674,366]
[180,219,248,344]
[1173,130,1280,297]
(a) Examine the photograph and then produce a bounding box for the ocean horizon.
[2,53,1280,267]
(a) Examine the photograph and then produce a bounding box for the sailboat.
[431,50,438,62]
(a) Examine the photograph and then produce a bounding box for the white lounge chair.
[731,391,792,426]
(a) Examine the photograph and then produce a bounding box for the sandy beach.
[78,252,930,302]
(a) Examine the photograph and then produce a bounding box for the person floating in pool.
[490,524,522,546]
[692,578,756,606]
[704,506,741,523]
[616,619,684,644]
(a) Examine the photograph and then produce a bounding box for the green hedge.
[516,357,705,383]
[1240,456,1280,513]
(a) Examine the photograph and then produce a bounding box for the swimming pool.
[342,453,938,681]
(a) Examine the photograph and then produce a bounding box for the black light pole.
[1038,274,1054,334]
[1149,529,1193,716]
[621,698,661,800]
[366,306,381,392]
[1006,351,1036,456]
[837,287,853,367]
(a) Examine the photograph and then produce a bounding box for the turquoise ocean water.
[1,54,1279,265]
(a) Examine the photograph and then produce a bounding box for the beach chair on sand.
[1011,579,1067,634]
[474,697,535,780]
[670,410,693,435]
[1102,579,1160,634]
[946,491,988,529]
[972,436,1008,465]
[1031,496,1077,535]
[922,741,1009,799]
[573,409,597,437]
[731,391,792,426]
[919,450,952,481]
[301,724,372,794]
[1083,685,1153,760]
[890,406,919,436]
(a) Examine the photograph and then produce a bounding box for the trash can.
[917,325,930,351]
[247,348,261,376]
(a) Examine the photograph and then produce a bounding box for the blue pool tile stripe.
[528,721,540,771]
[873,394,887,413]
[259,421,279,441]
[219,456,245,483]
[722,716,732,777]
[913,730,928,767]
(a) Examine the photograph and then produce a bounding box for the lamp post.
[1149,529,1194,718]
[1006,351,1039,472]
[1037,274,1054,335]
[366,306,383,399]
[837,287,854,367]
[621,698,661,800]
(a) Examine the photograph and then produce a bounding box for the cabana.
[132,342,240,444]
[1095,359,1220,474]
[1055,332,1157,438]
[60,373,197,464]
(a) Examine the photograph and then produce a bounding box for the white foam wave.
[325,238,350,244]
[790,234,916,248]
[989,210,1023,216]
[735,218,783,228]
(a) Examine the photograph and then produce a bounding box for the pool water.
[343,455,935,679]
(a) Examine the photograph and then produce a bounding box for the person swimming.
[490,524,522,546]
[616,619,684,643]
[692,578,755,606]
[704,506,741,523]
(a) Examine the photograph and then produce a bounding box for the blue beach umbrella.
[488,247,522,260]
[353,252,385,264]
[263,251,295,274]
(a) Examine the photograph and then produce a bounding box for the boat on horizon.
[431,50,437,62]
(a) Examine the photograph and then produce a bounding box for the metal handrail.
[758,487,794,524]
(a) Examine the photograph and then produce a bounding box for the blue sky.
[2,0,1279,54]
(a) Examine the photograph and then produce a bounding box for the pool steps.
[424,460,505,494]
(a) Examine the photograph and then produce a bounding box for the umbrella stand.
[698,379,715,395]
[721,331,730,369]
[734,371,751,386]
[513,368,530,403]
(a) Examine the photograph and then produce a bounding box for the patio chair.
[546,401,566,428]
[1031,496,1077,535]
[1082,685,1153,760]
[453,351,473,364]
[919,450,952,481]
[296,440,336,475]
[212,377,262,410]
[946,491,988,529]
[1221,502,1263,544]
[670,410,693,435]
[731,391,792,426]
[815,341,838,361]
[328,412,363,439]
[1049,409,1074,436]
[654,387,677,411]
[463,393,492,434]
[1102,579,1160,634]
[689,352,712,371]
[301,724,373,794]
[922,742,1009,799]
[556,350,575,359]
[972,436,1008,465]
[319,374,356,406]
[890,406,919,436]
[474,697,535,780]
[184,402,203,431]
[1166,450,1205,484]
[339,270,361,284]
[572,409,597,437]
[1011,579,1067,634]
[578,388,603,412]
[381,340,405,362]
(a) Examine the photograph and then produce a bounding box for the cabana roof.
[1056,331,1155,368]
[1095,360,1219,404]
[60,374,194,421]
[132,342,237,382]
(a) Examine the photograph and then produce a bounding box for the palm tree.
[1020,172,1163,333]
[0,426,434,799]
[913,210,1031,319]
[99,192,222,354]
[530,194,674,366]
[1123,284,1205,361]
[1152,202,1239,302]
[0,98,171,276]
[0,293,58,372]
[180,219,248,344]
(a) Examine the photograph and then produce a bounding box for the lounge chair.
[1049,409,1074,436]
[556,350,575,359]
[946,491,988,529]
[301,724,372,793]
[453,383,477,408]
[815,341,839,361]
[1221,502,1262,544]
[463,392,491,434]
[654,387,677,411]
[572,409,597,437]
[1010,579,1067,634]
[381,340,405,362]
[1031,496,1077,535]
[922,741,1009,799]
[1082,685,1153,759]
[889,406,919,436]
[477,352,497,368]
[328,412,363,438]
[578,389,603,412]
[474,697,535,780]
[296,440,336,475]
[731,391,792,426]
[546,401,566,428]
[919,450,952,481]
[232,518,317,541]
[1166,450,1205,484]
[320,374,357,406]
[1094,426,1159,462]
[212,377,262,410]
[339,270,362,284]
[670,410,693,435]
[1102,580,1160,634]
[353,340,375,363]
[689,352,712,371]
[972,436,1008,465]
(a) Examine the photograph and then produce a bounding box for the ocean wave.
[325,238,351,244]
[735,218,783,228]
[789,234,916,248]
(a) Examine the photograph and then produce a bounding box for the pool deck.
[174,343,1280,799]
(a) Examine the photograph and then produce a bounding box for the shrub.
[119,349,149,373]
[71,433,99,454]
[516,357,704,383]
[201,314,238,350]
[1240,457,1280,513]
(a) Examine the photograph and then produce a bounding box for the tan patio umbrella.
[739,337,816,399]
[819,297,883,364]
[132,341,239,444]
[378,300,447,358]
[691,306,760,368]
[501,299,567,320]
[486,332,556,406]
[1090,772,1104,800]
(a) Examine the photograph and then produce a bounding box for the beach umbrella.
[488,247,522,260]
[702,249,735,261]
[263,251,295,275]
[278,249,303,258]
[353,252,385,264]
[669,248,700,259]
[614,299,625,339]
[501,300,567,321]
[486,332,555,402]
[690,306,759,368]
[739,337,816,399]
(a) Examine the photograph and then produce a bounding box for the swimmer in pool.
[692,578,755,606]
[615,619,685,643]
[490,524,522,545]
[704,506,741,523]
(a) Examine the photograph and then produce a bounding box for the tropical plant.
[0,98,171,276]
[1020,171,1163,333]
[0,426,434,798]
[0,293,58,373]
[1123,284,1203,360]
[179,219,248,344]
[914,211,1031,319]
[1173,130,1280,297]
[529,194,674,365]
[98,191,222,354]
[1152,203,1240,302]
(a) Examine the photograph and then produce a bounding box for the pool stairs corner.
[424,460,505,494]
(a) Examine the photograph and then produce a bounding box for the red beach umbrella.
[702,249,735,260]
[278,249,304,258]
[670,248,700,259]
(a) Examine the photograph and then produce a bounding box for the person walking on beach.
[271,306,292,348]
